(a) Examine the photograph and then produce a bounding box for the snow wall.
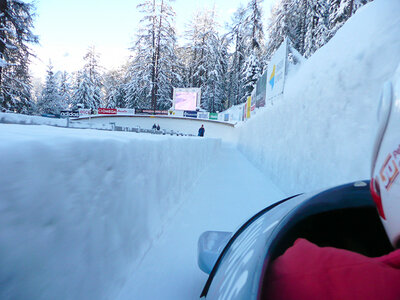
[237,0,400,195]
[0,125,221,300]
[78,115,238,143]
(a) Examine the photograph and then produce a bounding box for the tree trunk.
[151,0,157,112]
[0,0,7,87]
[154,0,164,110]
[349,0,354,17]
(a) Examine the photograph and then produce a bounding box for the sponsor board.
[60,111,79,118]
[136,109,168,115]
[98,108,117,114]
[246,96,251,119]
[209,112,218,120]
[198,112,210,119]
[256,70,267,107]
[79,109,91,116]
[267,39,287,102]
[184,110,198,118]
[251,89,257,113]
[173,88,201,111]
[117,108,135,115]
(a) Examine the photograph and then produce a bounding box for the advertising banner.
[135,109,168,115]
[209,112,218,120]
[267,39,287,102]
[117,108,135,115]
[43,113,60,118]
[256,70,267,107]
[60,111,79,118]
[98,108,117,114]
[168,110,184,117]
[184,110,198,118]
[251,89,257,113]
[246,96,251,119]
[79,109,91,116]
[198,112,210,119]
[173,88,201,111]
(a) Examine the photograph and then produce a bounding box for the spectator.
[152,123,157,130]
[198,124,205,137]
[157,124,160,131]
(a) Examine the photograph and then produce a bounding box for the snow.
[116,145,284,299]
[0,124,221,299]
[80,115,238,143]
[1,0,400,299]
[238,0,400,195]
[0,112,112,130]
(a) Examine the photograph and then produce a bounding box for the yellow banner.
[246,96,251,119]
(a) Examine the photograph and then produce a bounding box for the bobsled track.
[115,144,285,300]
[77,114,238,142]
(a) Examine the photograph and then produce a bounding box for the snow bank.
[0,124,221,300]
[237,0,400,195]
[0,112,113,130]
[80,115,239,143]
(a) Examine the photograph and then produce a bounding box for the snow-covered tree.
[266,0,370,59]
[59,71,72,110]
[226,5,248,106]
[0,0,38,112]
[104,69,126,108]
[126,0,178,110]
[37,63,62,114]
[303,0,329,57]
[185,8,228,111]
[241,0,265,101]
[328,0,371,39]
[72,47,103,109]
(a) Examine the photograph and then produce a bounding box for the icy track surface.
[116,145,284,299]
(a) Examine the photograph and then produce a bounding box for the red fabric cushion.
[264,238,400,300]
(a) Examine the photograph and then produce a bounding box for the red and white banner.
[117,108,135,115]
[98,108,117,115]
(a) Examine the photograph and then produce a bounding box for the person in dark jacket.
[198,124,205,137]
[157,124,160,131]
[152,123,157,130]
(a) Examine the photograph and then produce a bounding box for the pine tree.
[0,0,38,112]
[304,0,328,58]
[59,71,72,110]
[185,8,228,111]
[126,0,178,110]
[241,0,265,101]
[72,47,103,109]
[328,0,371,40]
[104,69,126,108]
[226,5,247,106]
[37,63,62,114]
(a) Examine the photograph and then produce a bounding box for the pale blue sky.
[31,0,276,79]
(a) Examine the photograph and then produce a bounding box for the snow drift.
[0,124,220,299]
[237,0,400,195]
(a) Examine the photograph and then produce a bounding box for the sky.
[30,0,277,80]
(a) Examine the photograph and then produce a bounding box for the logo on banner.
[380,144,400,191]
[380,153,399,191]
[98,108,117,114]
[269,65,276,89]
